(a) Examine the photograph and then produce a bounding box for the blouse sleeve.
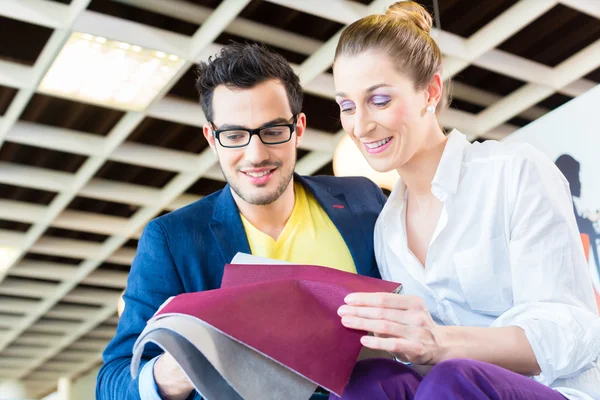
[490,145,600,385]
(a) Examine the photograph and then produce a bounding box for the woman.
[331,2,600,399]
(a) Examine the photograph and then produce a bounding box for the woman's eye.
[339,101,355,113]
[371,95,391,107]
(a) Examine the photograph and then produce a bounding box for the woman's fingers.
[344,292,426,311]
[341,315,414,338]
[360,335,423,360]
[338,306,428,327]
[339,293,439,366]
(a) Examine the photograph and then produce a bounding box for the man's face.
[203,79,305,206]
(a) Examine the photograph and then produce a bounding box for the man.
[97,43,387,400]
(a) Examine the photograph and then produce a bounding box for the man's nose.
[243,134,270,164]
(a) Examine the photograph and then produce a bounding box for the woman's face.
[333,51,439,173]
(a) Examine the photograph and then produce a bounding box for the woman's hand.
[338,292,447,365]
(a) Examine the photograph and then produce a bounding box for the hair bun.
[385,1,433,34]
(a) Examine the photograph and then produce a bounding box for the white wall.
[40,366,99,400]
[70,366,99,400]
[0,378,27,399]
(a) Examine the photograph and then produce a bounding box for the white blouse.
[375,130,600,399]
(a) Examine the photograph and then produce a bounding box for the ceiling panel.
[0,16,52,65]
[19,94,125,136]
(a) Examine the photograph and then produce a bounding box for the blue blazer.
[97,174,387,400]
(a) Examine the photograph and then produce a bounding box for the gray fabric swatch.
[132,314,317,400]
[134,328,243,399]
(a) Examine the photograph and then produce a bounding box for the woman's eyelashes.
[338,95,391,114]
[339,100,356,113]
[371,94,391,108]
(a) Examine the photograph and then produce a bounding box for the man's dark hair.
[195,42,303,122]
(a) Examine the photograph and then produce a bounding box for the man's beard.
[221,158,296,206]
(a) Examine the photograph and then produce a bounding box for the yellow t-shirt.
[240,182,357,274]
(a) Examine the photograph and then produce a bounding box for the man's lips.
[240,167,276,178]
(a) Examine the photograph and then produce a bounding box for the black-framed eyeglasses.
[210,115,297,148]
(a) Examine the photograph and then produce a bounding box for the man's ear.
[294,112,307,148]
[203,123,217,155]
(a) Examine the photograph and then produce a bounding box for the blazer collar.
[210,175,373,276]
[210,186,251,265]
[298,175,373,277]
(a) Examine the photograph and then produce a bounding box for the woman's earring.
[426,105,436,114]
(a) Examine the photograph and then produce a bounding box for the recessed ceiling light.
[38,32,186,111]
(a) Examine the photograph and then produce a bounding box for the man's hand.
[153,353,194,400]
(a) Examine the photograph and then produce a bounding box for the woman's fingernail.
[338,306,348,316]
[341,316,356,327]
[361,336,374,346]
[344,295,355,303]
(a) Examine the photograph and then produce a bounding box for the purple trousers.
[330,358,566,400]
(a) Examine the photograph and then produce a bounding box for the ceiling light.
[0,245,20,272]
[38,32,186,111]
[333,135,400,191]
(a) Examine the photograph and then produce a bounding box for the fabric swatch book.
[131,253,401,400]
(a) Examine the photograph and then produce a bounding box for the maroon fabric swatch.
[155,264,400,395]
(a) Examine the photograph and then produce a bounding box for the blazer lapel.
[298,175,372,277]
[209,186,252,271]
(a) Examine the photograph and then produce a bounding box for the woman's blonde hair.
[334,1,451,112]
